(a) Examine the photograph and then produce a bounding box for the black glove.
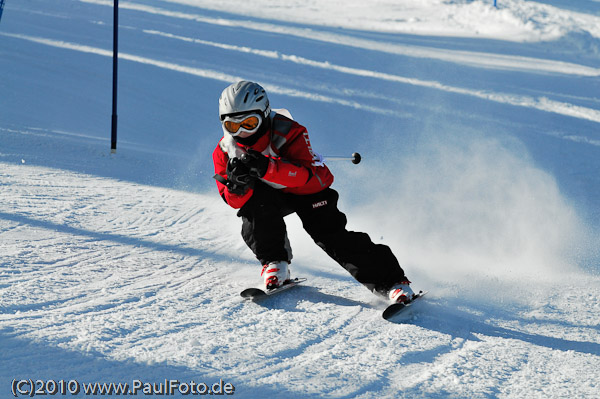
[225,157,254,194]
[240,149,270,178]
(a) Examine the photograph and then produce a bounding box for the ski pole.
[323,152,362,164]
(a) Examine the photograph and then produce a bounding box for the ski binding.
[240,277,307,300]
[382,290,427,320]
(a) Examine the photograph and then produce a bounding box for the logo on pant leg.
[312,200,328,209]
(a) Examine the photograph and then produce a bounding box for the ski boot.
[261,261,291,290]
[388,281,415,304]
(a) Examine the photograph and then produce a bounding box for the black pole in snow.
[0,0,6,23]
[111,0,118,153]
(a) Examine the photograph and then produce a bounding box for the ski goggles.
[222,113,262,137]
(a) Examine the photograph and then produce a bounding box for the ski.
[240,278,307,300]
[382,290,427,320]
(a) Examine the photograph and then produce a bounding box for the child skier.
[212,81,414,304]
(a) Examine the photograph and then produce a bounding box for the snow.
[1,0,599,398]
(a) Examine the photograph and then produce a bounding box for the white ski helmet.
[218,81,270,121]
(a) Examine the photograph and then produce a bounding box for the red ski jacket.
[213,111,334,209]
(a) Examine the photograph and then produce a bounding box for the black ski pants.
[237,182,407,295]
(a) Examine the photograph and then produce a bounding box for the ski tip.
[240,288,266,299]
[382,303,407,320]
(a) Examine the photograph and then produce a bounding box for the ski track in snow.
[3,31,600,128]
[1,0,600,397]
